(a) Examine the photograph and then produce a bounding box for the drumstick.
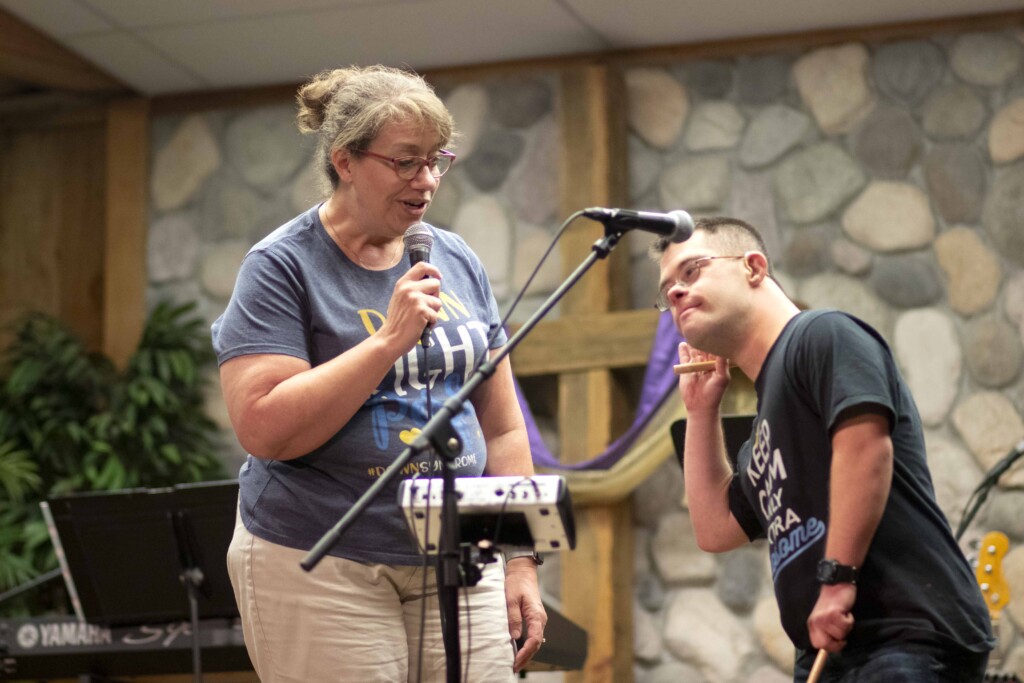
[807,649,828,683]
[673,360,724,374]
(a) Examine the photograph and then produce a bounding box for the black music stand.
[670,414,756,470]
[43,480,242,681]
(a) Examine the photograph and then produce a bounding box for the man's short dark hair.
[649,216,773,276]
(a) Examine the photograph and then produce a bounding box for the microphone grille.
[403,222,433,251]
[669,210,695,243]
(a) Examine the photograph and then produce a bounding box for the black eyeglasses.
[358,149,456,180]
[655,255,746,311]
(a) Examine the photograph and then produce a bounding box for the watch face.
[816,559,856,584]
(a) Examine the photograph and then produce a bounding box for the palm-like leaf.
[0,302,226,615]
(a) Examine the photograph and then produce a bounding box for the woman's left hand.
[504,557,547,672]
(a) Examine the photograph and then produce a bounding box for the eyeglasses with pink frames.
[358,149,457,180]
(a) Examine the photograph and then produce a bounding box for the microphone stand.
[301,225,628,683]
[955,438,1024,542]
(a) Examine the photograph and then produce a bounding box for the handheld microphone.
[403,223,434,348]
[583,207,694,243]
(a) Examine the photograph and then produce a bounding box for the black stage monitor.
[670,415,756,471]
[42,480,240,626]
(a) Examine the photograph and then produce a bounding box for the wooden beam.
[102,98,149,368]
[0,7,125,92]
[559,67,613,314]
[151,83,297,117]
[555,64,635,683]
[561,503,635,683]
[0,93,107,131]
[510,309,660,376]
[555,62,627,453]
[560,371,614,461]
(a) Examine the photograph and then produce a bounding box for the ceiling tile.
[81,0,392,29]
[563,0,1024,48]
[139,0,606,93]
[64,31,206,94]
[0,0,113,36]
[4,0,1023,100]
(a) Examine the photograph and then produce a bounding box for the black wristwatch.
[816,558,859,585]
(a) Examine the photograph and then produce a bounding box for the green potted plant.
[0,301,226,615]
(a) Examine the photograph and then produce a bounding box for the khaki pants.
[226,511,516,682]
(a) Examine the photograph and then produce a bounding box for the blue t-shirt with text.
[212,206,506,565]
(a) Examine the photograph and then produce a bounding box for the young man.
[653,216,993,682]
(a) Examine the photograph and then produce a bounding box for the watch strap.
[505,549,544,566]
[817,558,859,584]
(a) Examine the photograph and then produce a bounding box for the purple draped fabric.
[516,312,684,470]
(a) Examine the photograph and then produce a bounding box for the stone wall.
[625,30,1024,683]
[144,27,1024,683]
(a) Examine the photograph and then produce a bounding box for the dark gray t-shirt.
[728,310,993,654]
[212,206,507,565]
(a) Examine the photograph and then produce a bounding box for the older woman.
[213,65,545,682]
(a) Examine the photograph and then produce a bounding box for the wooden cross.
[510,64,643,683]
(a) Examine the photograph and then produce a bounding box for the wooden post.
[102,98,149,368]
[556,64,634,683]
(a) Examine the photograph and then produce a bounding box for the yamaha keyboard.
[0,607,585,679]
[0,617,251,678]
[4,479,583,679]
